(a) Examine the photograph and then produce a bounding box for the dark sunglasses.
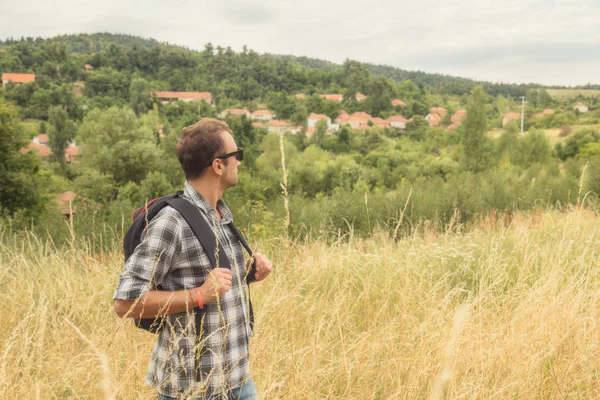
[209,147,243,167]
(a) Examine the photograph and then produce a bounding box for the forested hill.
[0,32,572,97]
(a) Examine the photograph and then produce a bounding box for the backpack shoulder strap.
[166,197,230,269]
[228,221,253,257]
[167,196,256,334]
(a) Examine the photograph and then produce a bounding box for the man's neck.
[188,178,223,212]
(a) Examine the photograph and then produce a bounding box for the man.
[113,118,273,399]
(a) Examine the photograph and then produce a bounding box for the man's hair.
[177,118,232,179]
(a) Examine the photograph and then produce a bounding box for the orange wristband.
[195,287,203,309]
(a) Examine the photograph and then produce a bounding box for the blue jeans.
[157,378,258,400]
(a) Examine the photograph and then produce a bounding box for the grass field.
[19,119,43,138]
[546,89,600,99]
[488,124,600,145]
[1,207,599,399]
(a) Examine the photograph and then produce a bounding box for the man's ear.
[213,159,223,176]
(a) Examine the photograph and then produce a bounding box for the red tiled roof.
[391,99,407,107]
[427,113,441,127]
[153,91,212,100]
[84,64,94,70]
[65,144,80,157]
[2,73,35,83]
[504,112,521,121]
[430,107,447,116]
[356,124,371,130]
[308,113,329,120]
[387,115,408,123]
[251,109,274,116]
[451,110,467,123]
[445,122,461,131]
[305,126,316,137]
[320,94,343,102]
[57,191,77,215]
[23,142,52,157]
[221,108,249,115]
[351,112,371,118]
[370,117,389,127]
[36,133,49,143]
[265,120,292,127]
[252,122,265,128]
[295,94,307,99]
[542,109,554,115]
[57,191,76,202]
[356,93,367,99]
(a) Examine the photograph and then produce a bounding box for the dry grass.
[1,209,600,399]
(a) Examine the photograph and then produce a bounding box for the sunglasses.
[210,147,243,167]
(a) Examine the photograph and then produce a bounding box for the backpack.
[123,191,255,334]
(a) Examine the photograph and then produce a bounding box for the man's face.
[219,131,240,189]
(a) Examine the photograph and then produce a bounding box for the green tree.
[0,97,46,218]
[48,106,77,164]
[461,86,491,173]
[314,119,328,145]
[77,107,163,186]
[129,77,151,116]
[511,128,551,167]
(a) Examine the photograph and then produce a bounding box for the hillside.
[0,33,568,97]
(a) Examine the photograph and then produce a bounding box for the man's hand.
[199,268,232,303]
[252,252,273,281]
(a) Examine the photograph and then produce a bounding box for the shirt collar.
[183,181,233,224]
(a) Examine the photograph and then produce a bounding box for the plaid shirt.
[114,181,252,398]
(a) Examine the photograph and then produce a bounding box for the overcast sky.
[1,0,599,86]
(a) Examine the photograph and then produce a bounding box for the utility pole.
[520,96,526,135]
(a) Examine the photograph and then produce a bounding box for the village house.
[307,113,331,127]
[370,117,390,129]
[502,112,521,126]
[57,191,77,217]
[2,73,35,88]
[153,91,213,105]
[319,94,344,102]
[33,134,49,145]
[65,144,81,164]
[573,102,588,113]
[535,109,555,119]
[344,112,372,128]
[387,115,408,129]
[335,111,349,125]
[21,142,52,158]
[251,109,276,121]
[295,94,307,100]
[264,120,292,134]
[219,108,250,119]
[425,113,442,127]
[451,110,467,124]
[430,107,448,117]
[445,122,461,131]
[84,64,94,72]
[356,93,367,102]
[391,99,407,107]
